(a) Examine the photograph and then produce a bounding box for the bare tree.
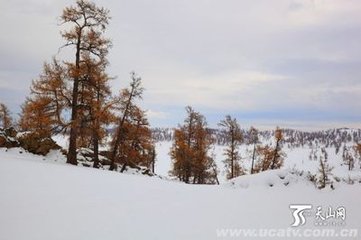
[218,115,244,179]
[317,156,334,189]
[343,146,355,171]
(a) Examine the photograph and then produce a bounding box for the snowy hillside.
[51,127,361,184]
[154,140,361,184]
[1,150,361,240]
[1,127,361,239]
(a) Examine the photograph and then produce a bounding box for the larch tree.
[253,145,273,173]
[0,103,12,129]
[170,127,190,182]
[269,127,285,170]
[114,106,155,172]
[19,58,67,137]
[77,55,114,168]
[170,106,216,184]
[254,127,285,173]
[19,98,55,137]
[109,72,155,172]
[60,0,111,165]
[20,1,112,165]
[192,114,215,184]
[130,109,155,167]
[218,115,244,179]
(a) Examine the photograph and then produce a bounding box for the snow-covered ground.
[1,147,361,240]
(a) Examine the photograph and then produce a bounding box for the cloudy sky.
[1,0,361,130]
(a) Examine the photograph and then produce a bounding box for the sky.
[0,0,361,130]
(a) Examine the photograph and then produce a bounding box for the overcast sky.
[1,0,361,130]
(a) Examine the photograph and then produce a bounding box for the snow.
[1,148,361,240]
[154,141,172,177]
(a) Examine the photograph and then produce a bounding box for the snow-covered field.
[1,147,361,240]
[155,141,361,184]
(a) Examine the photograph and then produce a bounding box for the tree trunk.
[230,131,234,179]
[251,144,256,174]
[67,35,81,166]
[92,131,100,168]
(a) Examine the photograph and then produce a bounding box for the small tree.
[0,103,13,129]
[270,127,285,169]
[355,143,361,169]
[109,72,143,171]
[253,145,273,173]
[210,151,220,185]
[218,115,244,179]
[170,107,215,184]
[342,147,354,171]
[109,72,155,172]
[317,156,334,189]
[121,107,155,171]
[254,127,285,173]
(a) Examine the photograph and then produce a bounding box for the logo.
[290,204,312,227]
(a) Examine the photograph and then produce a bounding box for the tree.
[270,127,284,170]
[248,126,259,174]
[355,143,361,169]
[170,107,216,184]
[0,103,12,129]
[119,107,155,172]
[109,72,155,172]
[317,156,334,189]
[19,98,54,137]
[254,127,285,173]
[342,146,355,171]
[253,145,273,173]
[218,115,244,179]
[83,56,114,168]
[60,0,111,165]
[109,72,143,171]
[170,127,191,182]
[19,58,67,136]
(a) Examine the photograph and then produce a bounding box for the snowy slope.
[155,142,361,184]
[54,130,361,183]
[1,149,361,240]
